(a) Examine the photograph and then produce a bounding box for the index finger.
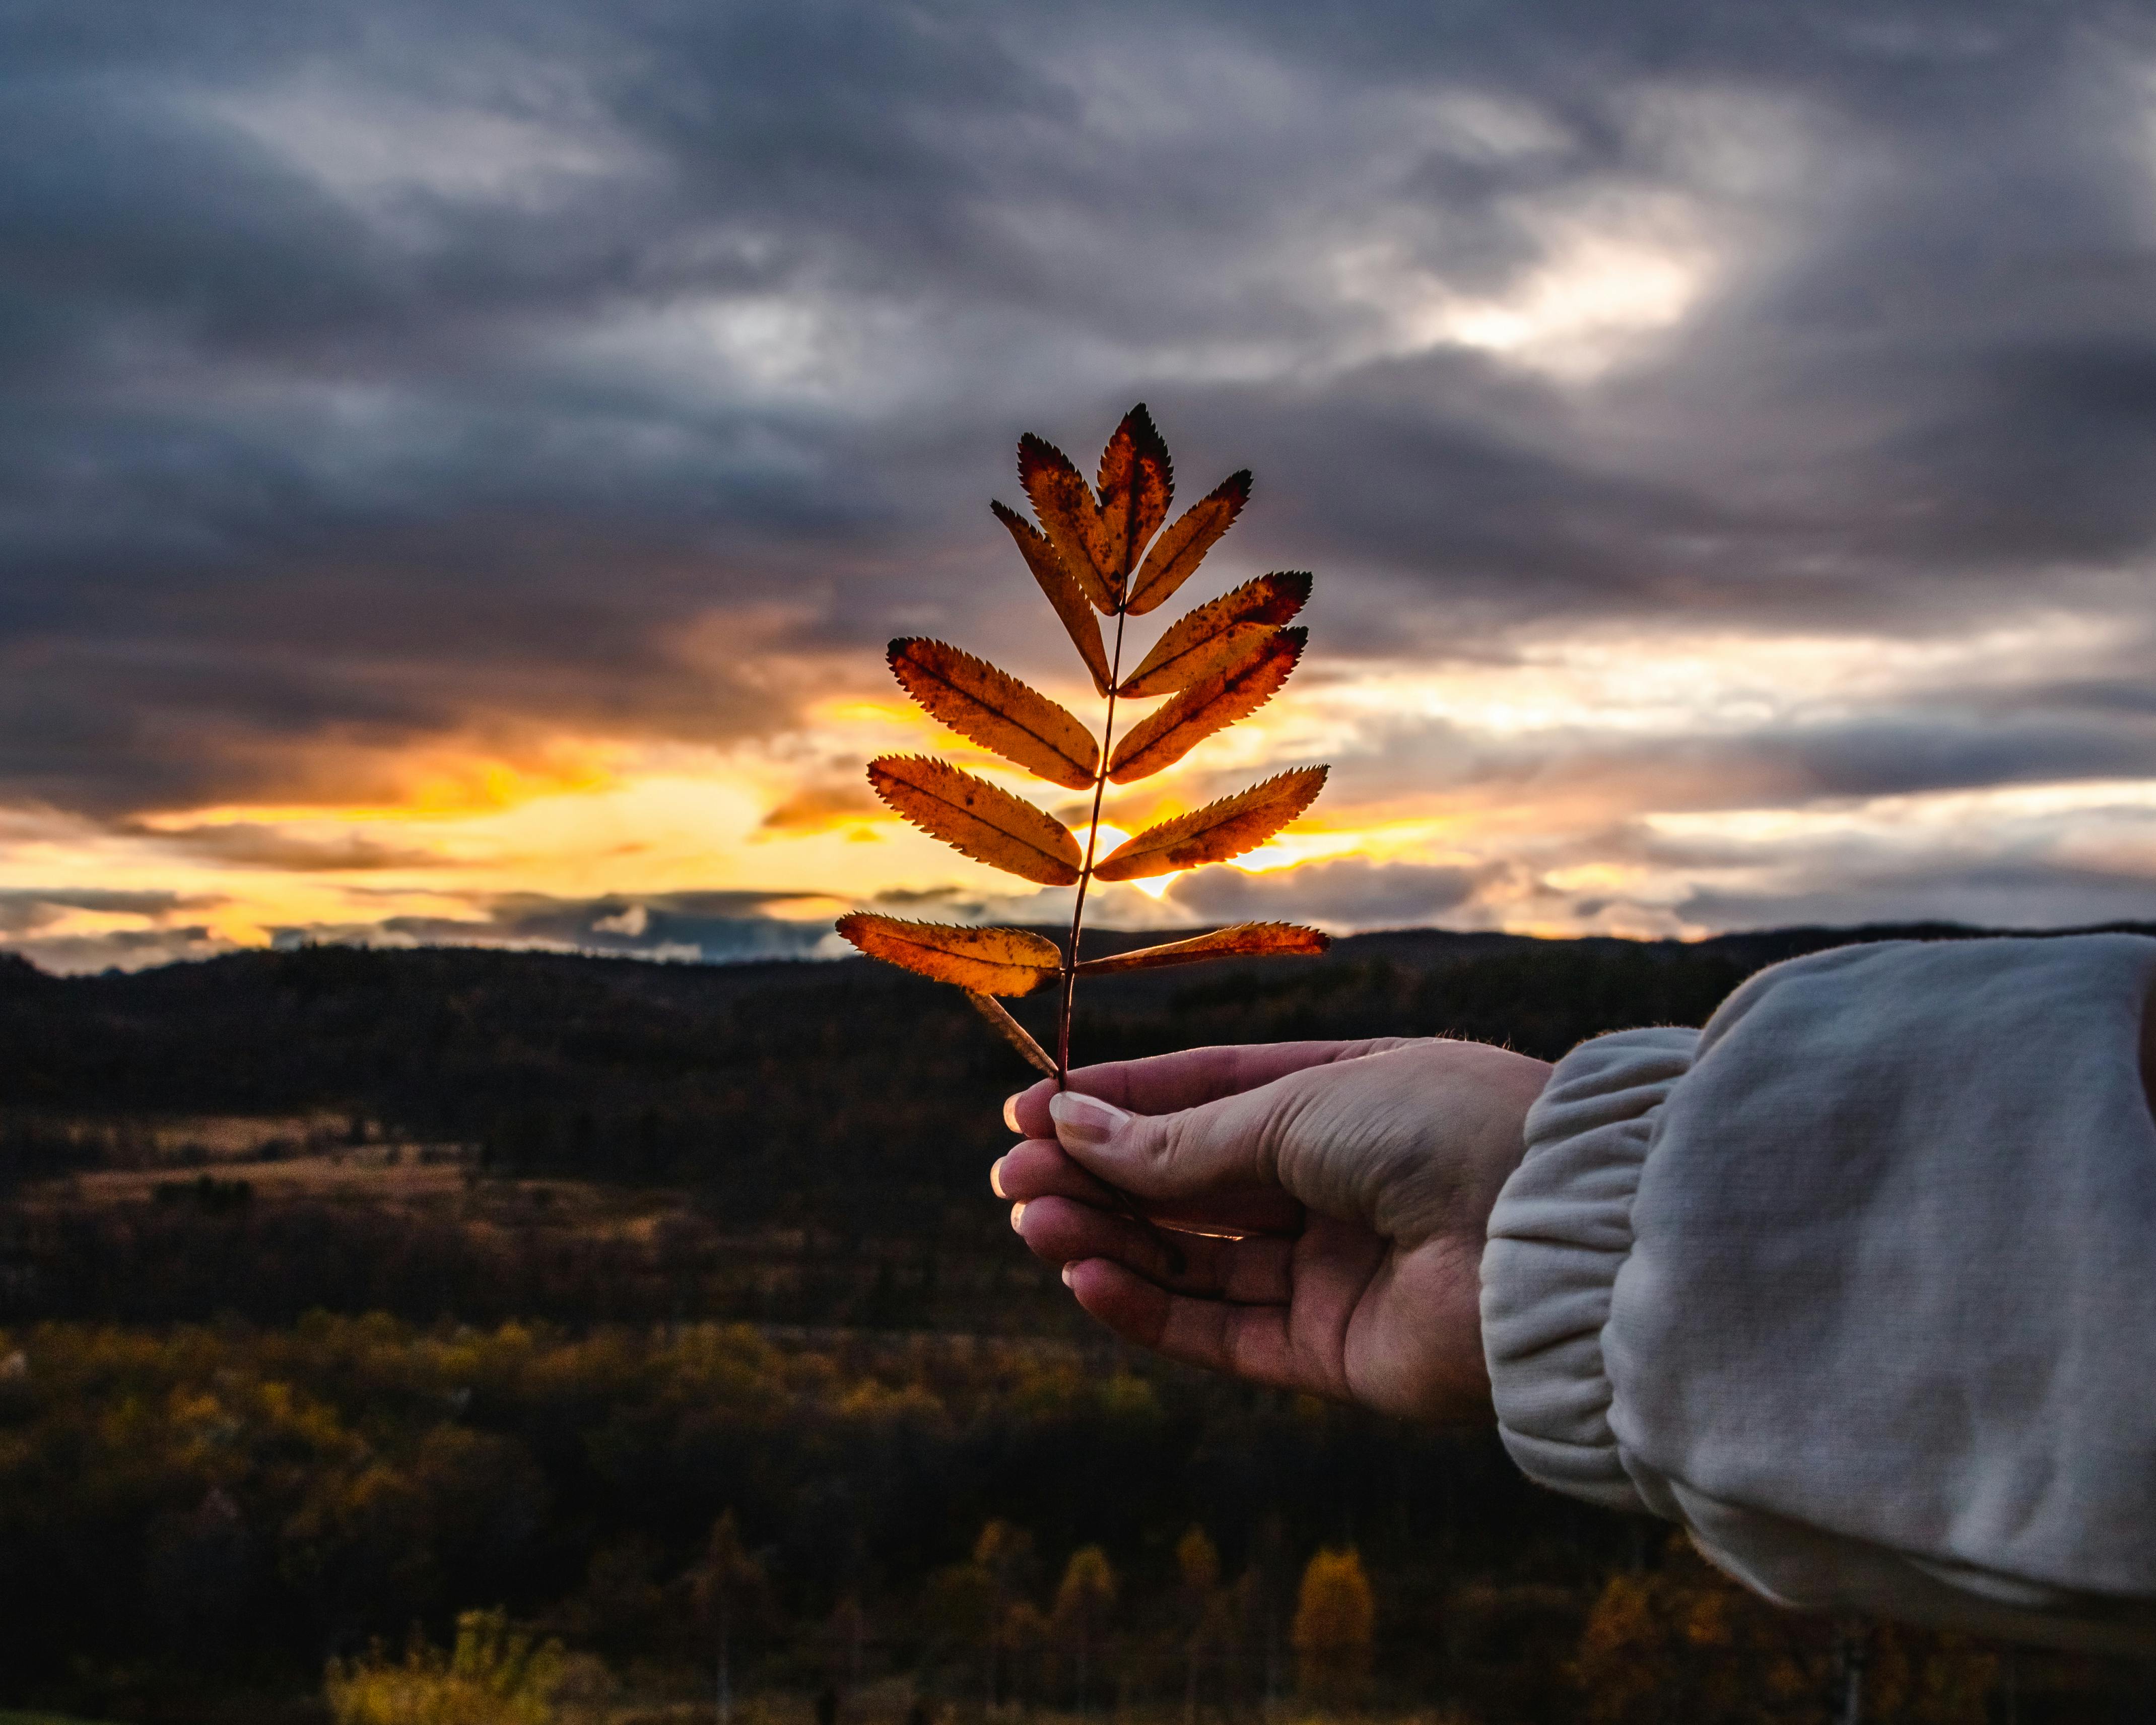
[1005,1037,1430,1138]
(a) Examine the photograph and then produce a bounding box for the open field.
[54,1149,479,1207]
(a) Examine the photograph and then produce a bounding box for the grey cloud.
[871,886,966,907]
[324,890,845,963]
[1676,859,2156,934]
[0,887,223,936]
[1322,700,2156,817]
[1773,713,2156,800]
[1167,857,1488,926]
[0,889,850,973]
[3,925,234,974]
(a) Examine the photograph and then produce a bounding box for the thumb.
[1048,1085,1287,1202]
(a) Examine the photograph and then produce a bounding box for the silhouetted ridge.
[8,920,2150,1212]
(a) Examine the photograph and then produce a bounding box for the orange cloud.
[757,780,882,835]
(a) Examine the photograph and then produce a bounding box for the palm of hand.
[1267,1209,1486,1422]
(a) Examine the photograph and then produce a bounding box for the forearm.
[1481,934,2156,1653]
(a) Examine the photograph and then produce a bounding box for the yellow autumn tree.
[1053,1543,1118,1712]
[325,1608,567,1725]
[1177,1525,1227,1725]
[998,1598,1052,1712]
[1292,1547,1374,1707]
[690,1510,768,1725]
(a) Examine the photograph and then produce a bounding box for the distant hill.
[5,918,2141,1216]
[7,919,2150,1330]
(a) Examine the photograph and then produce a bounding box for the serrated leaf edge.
[867,754,1083,886]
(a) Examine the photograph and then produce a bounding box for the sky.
[11,0,2156,971]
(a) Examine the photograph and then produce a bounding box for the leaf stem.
[1058,606,1127,1084]
[1055,595,1186,1278]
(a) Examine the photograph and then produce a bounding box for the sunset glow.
[14,598,2156,972]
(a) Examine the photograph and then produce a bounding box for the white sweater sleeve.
[1480,934,2156,1654]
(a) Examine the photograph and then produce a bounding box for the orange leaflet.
[1072,922,1331,976]
[888,639,1099,791]
[1120,571,1311,697]
[835,914,1062,996]
[1092,766,1328,881]
[1094,404,1173,582]
[1120,621,1270,701]
[1122,470,1252,617]
[1018,434,1120,611]
[868,755,1083,887]
[991,501,1112,696]
[1108,627,1305,782]
[966,990,1057,1076]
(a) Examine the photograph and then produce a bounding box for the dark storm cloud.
[10,0,2156,841]
[1675,860,2156,935]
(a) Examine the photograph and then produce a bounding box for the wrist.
[1429,1038,1553,1244]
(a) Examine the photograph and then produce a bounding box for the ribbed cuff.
[1480,1027,1697,1514]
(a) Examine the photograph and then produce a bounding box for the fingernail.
[1002,1094,1023,1134]
[1060,1264,1074,1287]
[1048,1091,1128,1149]
[1009,1202,1027,1232]
[989,1157,1008,1199]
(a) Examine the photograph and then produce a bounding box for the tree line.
[0,924,2027,1232]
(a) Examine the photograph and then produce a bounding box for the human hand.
[993,1038,1551,1424]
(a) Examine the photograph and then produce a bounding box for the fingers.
[993,1138,1302,1234]
[992,1137,1118,1206]
[1004,1038,1428,1139]
[1038,1040,1553,1243]
[1062,1259,1315,1396]
[1043,1079,1308,1205]
[1015,1195,1294,1303]
[1024,1199,1315,1394]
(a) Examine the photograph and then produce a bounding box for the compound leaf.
[1123,470,1252,616]
[992,500,1112,696]
[1018,434,1120,611]
[967,990,1057,1076]
[1092,766,1327,881]
[1096,403,1173,581]
[841,409,1333,1077]
[1108,627,1305,782]
[836,914,1062,996]
[889,638,1099,790]
[869,755,1083,886]
[1073,922,1330,976]
[1121,571,1312,697]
